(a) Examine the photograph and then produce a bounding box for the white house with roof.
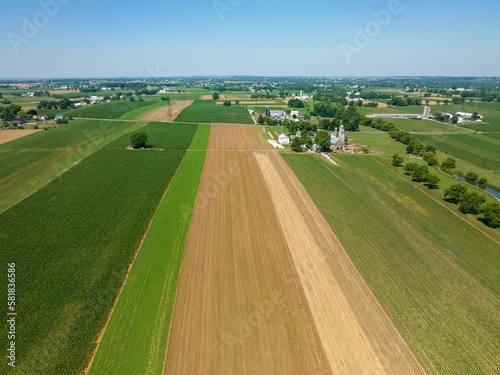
[278,133,290,145]
[287,111,305,122]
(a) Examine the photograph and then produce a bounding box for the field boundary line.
[84,135,195,374]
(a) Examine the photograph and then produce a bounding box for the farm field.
[413,133,500,172]
[386,119,471,134]
[349,128,500,189]
[175,99,254,124]
[0,129,41,144]
[0,123,197,374]
[165,125,425,374]
[134,100,194,122]
[348,132,408,155]
[89,125,208,375]
[0,120,146,213]
[284,153,500,375]
[37,99,157,119]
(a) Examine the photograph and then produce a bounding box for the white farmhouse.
[278,133,290,145]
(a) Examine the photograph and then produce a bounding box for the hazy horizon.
[2,0,500,78]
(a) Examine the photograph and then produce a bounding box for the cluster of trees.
[0,104,22,121]
[312,89,348,104]
[392,157,440,189]
[363,102,379,108]
[160,96,170,101]
[444,184,500,227]
[310,103,361,131]
[288,98,304,108]
[311,102,344,118]
[362,118,395,131]
[318,118,341,131]
[37,98,74,110]
[290,132,313,152]
[286,120,318,135]
[361,92,392,100]
[250,93,278,99]
[134,89,159,96]
[387,96,422,106]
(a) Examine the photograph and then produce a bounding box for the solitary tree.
[391,154,405,167]
[223,101,232,106]
[290,137,303,152]
[314,130,331,151]
[465,171,479,184]
[130,132,148,149]
[441,158,456,170]
[257,114,265,125]
[425,174,440,189]
[212,92,220,100]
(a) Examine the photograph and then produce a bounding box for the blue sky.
[1,0,499,78]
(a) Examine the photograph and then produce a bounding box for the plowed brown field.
[165,125,426,374]
[0,129,41,145]
[137,100,193,122]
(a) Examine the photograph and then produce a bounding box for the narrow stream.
[454,175,500,201]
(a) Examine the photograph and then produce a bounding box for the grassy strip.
[283,153,500,374]
[175,99,254,124]
[0,120,146,213]
[88,125,210,375]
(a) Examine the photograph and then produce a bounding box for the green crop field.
[89,125,210,375]
[283,153,500,375]
[0,123,197,374]
[175,99,253,124]
[0,120,146,213]
[386,119,470,134]
[37,100,156,119]
[413,133,500,172]
[105,122,197,150]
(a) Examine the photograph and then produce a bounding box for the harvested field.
[255,152,425,374]
[165,125,425,374]
[0,129,41,145]
[136,100,193,122]
[201,95,213,100]
[165,126,331,374]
